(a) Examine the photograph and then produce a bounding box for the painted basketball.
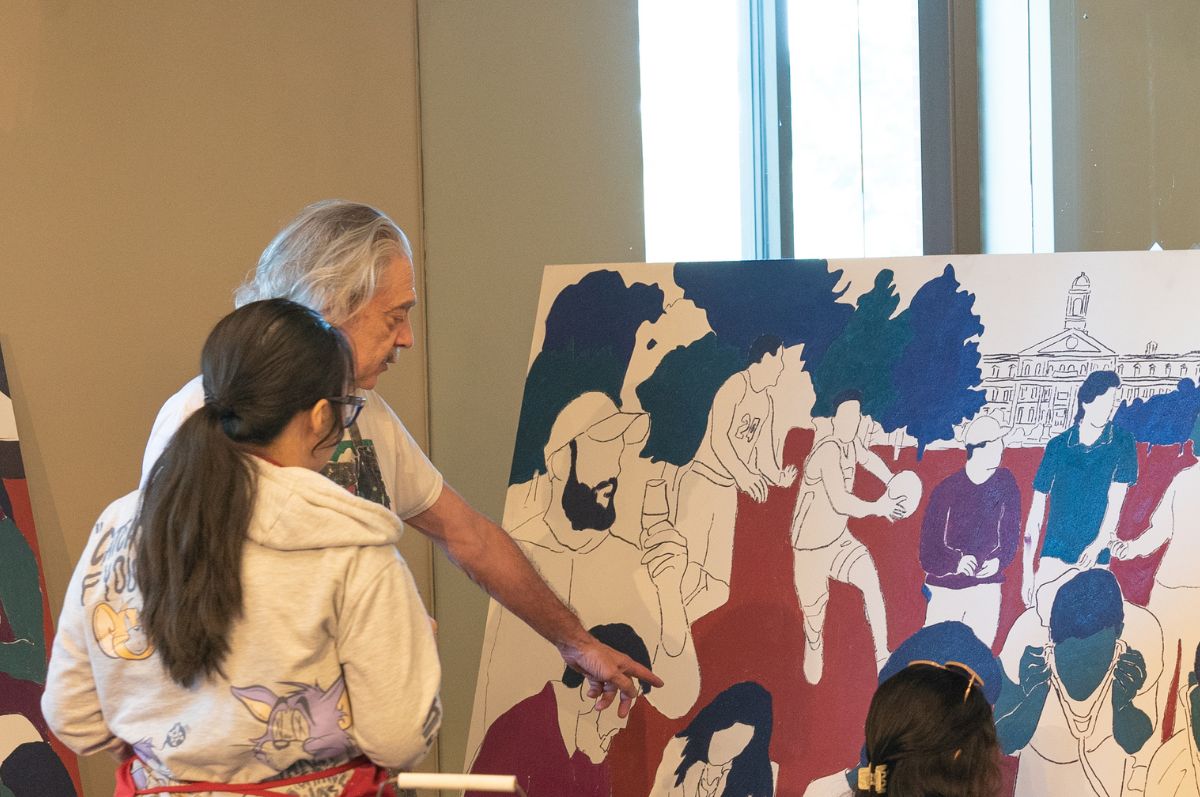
[887,470,922,519]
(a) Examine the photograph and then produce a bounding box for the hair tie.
[857,763,887,793]
[203,397,238,423]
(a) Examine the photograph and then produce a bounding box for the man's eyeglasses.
[327,395,366,427]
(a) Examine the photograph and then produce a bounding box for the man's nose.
[394,321,414,349]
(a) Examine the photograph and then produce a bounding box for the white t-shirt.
[141,376,443,520]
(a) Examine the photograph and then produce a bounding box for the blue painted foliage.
[508,272,664,484]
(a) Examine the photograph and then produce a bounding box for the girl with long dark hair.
[43,300,441,796]
[854,663,1000,797]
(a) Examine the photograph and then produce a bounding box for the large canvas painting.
[0,346,80,794]
[468,252,1200,796]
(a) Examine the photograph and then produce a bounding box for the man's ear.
[549,445,571,481]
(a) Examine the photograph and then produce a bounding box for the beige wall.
[1051,0,1200,251]
[416,0,645,774]
[0,3,431,794]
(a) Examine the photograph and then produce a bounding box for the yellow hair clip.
[857,763,888,793]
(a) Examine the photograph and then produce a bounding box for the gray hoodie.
[42,458,441,784]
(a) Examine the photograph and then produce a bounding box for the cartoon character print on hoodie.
[232,676,355,772]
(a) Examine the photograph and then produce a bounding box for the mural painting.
[0,345,80,795]
[468,252,1200,796]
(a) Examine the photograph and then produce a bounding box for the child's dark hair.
[137,299,353,686]
[855,664,1000,797]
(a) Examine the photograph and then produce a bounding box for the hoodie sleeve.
[41,518,125,757]
[337,547,442,770]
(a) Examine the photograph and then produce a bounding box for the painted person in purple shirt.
[919,415,1022,647]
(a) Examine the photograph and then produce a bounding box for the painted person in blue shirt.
[1021,371,1137,607]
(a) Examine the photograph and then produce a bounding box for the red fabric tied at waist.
[114,756,390,797]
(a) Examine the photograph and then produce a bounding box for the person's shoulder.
[940,467,971,485]
[1046,427,1073,447]
[1173,461,1200,485]
[162,375,205,411]
[95,490,141,531]
[993,467,1020,489]
[357,389,399,423]
[509,515,557,550]
[1146,728,1190,780]
[1109,423,1137,447]
[810,437,843,459]
[357,389,422,440]
[803,438,842,474]
[928,468,967,496]
[712,369,750,399]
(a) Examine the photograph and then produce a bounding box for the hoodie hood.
[246,457,404,551]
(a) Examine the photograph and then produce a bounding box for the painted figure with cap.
[919,414,1022,647]
[467,392,711,763]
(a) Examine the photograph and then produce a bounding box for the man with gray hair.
[141,200,661,715]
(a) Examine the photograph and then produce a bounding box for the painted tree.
[1116,378,1200,453]
[636,332,744,466]
[674,259,852,372]
[509,271,664,483]
[636,259,855,466]
[879,265,987,458]
[810,269,912,418]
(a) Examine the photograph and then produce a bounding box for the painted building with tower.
[980,273,1200,443]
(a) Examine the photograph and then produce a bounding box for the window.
[788,0,922,258]
[638,2,744,262]
[639,0,923,261]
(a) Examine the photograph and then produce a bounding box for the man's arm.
[857,442,895,487]
[754,394,795,487]
[1111,647,1153,754]
[994,475,1023,569]
[1114,481,1175,560]
[1086,433,1140,566]
[407,484,662,714]
[1079,482,1129,568]
[1021,491,1048,607]
[708,377,769,501]
[993,646,1052,754]
[814,444,900,520]
[917,484,961,578]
